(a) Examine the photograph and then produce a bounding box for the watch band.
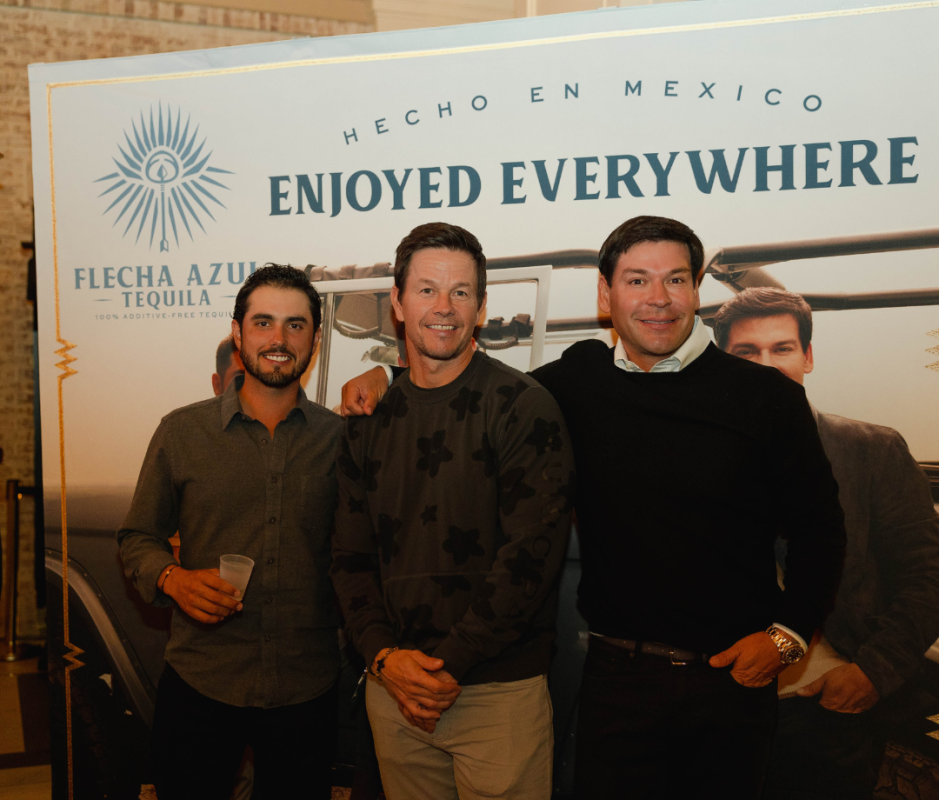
[766,625,806,665]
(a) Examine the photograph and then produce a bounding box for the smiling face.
[391,247,485,378]
[232,285,318,389]
[723,313,813,385]
[598,240,701,372]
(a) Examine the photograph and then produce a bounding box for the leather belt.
[592,634,709,666]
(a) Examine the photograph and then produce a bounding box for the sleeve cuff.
[358,625,398,668]
[773,622,808,652]
[380,364,394,386]
[853,647,906,698]
[432,634,480,683]
[135,552,179,606]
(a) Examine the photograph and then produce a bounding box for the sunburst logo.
[95,103,234,251]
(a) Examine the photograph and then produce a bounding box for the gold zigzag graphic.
[64,642,84,669]
[927,330,939,372]
[928,713,939,740]
[55,340,78,377]
[63,642,85,790]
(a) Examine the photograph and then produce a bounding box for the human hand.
[709,632,785,687]
[395,700,434,732]
[340,367,389,417]
[797,663,880,713]
[375,649,461,732]
[163,567,242,624]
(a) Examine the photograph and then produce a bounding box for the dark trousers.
[575,636,777,799]
[762,697,883,800]
[152,663,337,800]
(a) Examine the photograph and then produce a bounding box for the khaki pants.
[366,673,553,800]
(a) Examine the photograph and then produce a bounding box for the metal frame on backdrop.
[309,265,553,407]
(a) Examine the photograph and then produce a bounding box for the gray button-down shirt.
[118,378,342,708]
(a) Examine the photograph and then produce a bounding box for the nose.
[646,279,671,307]
[269,322,287,346]
[432,291,454,315]
[755,351,774,367]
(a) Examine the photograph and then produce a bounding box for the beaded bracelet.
[372,646,399,680]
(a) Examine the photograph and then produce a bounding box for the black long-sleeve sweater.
[331,352,575,684]
[533,340,846,655]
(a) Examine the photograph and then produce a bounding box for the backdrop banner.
[28,0,939,797]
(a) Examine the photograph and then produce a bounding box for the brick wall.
[0,0,373,640]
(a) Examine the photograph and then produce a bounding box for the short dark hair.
[215,334,238,377]
[598,216,705,285]
[713,288,813,352]
[394,222,486,304]
[233,263,322,332]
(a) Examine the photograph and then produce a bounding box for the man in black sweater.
[342,216,846,797]
[331,223,575,800]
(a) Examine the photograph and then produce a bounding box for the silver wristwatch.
[766,625,805,665]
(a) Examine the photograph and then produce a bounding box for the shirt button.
[267,558,274,565]
[265,597,273,605]
[269,517,276,524]
[261,439,268,446]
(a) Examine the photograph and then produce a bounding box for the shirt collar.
[220,374,312,429]
[614,316,712,373]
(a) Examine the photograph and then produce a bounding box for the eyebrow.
[249,312,308,323]
[729,338,800,349]
[414,278,473,289]
[620,266,691,277]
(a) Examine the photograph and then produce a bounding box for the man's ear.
[211,373,223,397]
[313,327,322,352]
[231,319,242,350]
[476,292,488,326]
[390,285,403,321]
[597,275,611,315]
[804,342,815,375]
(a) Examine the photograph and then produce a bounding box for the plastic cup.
[219,554,255,597]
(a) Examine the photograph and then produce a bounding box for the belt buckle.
[669,646,694,666]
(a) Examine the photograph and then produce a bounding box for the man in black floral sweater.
[331,222,575,800]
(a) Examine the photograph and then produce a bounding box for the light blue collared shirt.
[613,316,712,373]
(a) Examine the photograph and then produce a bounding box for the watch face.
[782,645,805,664]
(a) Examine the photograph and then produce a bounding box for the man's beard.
[241,345,312,388]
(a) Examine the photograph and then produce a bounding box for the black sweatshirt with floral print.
[331,351,575,685]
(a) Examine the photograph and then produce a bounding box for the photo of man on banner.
[714,288,939,799]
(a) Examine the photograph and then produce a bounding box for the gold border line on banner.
[46,87,82,800]
[44,0,939,89]
[43,1,938,797]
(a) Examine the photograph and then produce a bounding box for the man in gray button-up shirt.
[118,264,342,800]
